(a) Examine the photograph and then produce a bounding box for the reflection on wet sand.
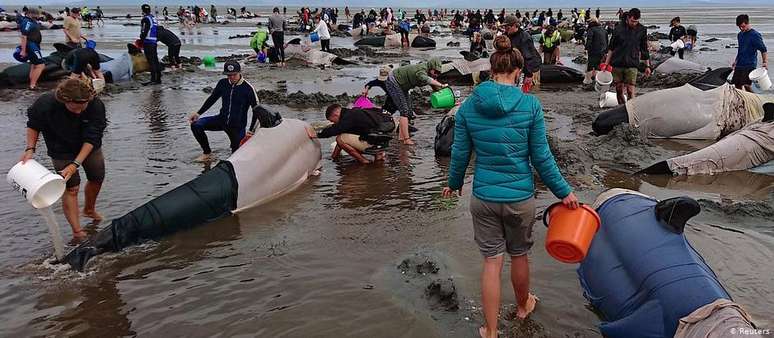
[639,171,774,200]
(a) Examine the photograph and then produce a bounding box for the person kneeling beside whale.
[311,104,395,164]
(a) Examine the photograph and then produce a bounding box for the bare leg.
[29,64,45,89]
[398,116,414,145]
[336,136,371,164]
[374,151,386,161]
[332,144,342,160]
[82,180,103,221]
[615,83,626,104]
[626,84,636,100]
[62,186,86,238]
[511,254,537,318]
[481,255,504,338]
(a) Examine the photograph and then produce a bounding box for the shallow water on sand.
[1,7,773,337]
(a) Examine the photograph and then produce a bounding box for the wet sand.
[1,11,773,337]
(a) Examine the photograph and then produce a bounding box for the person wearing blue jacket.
[442,36,578,338]
[188,61,260,163]
[140,4,161,85]
[732,14,768,92]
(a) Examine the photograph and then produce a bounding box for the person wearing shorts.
[314,104,392,164]
[21,79,107,239]
[443,35,579,338]
[605,8,652,104]
[732,14,768,92]
[19,8,45,90]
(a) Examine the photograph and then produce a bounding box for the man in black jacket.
[604,8,652,104]
[669,17,687,59]
[21,79,107,239]
[503,15,541,91]
[585,17,608,83]
[188,61,260,162]
[313,104,393,164]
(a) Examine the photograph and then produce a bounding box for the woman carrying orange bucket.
[442,36,578,338]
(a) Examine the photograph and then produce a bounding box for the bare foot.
[374,152,386,161]
[194,153,215,163]
[516,294,539,320]
[82,210,103,221]
[479,326,496,338]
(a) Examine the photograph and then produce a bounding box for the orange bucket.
[543,203,601,263]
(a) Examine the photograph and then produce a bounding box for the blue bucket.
[310,31,320,42]
[12,46,28,63]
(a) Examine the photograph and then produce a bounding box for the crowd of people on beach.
[6,4,769,337]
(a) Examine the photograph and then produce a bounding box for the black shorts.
[52,148,105,188]
[27,44,44,65]
[732,68,753,88]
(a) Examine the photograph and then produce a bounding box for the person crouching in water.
[385,58,447,145]
[22,79,107,239]
[442,36,579,338]
[311,104,393,164]
[188,61,260,162]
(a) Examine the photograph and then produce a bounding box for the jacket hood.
[469,81,527,117]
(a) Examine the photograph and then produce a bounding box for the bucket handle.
[542,202,594,228]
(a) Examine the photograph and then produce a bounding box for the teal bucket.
[431,87,455,109]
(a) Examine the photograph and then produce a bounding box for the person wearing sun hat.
[188,60,260,163]
[21,78,107,240]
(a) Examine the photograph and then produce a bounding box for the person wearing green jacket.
[250,23,269,57]
[384,57,447,145]
[442,36,578,338]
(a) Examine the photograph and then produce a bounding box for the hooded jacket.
[447,81,572,203]
[585,23,608,57]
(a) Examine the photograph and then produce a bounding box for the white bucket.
[749,68,772,91]
[670,39,685,50]
[92,78,105,93]
[599,91,626,108]
[7,159,66,209]
[595,71,613,92]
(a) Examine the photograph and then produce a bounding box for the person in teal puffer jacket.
[443,36,578,338]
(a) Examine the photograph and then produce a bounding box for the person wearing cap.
[604,8,651,104]
[18,7,45,90]
[21,78,107,239]
[64,42,104,80]
[63,7,86,49]
[139,3,162,85]
[502,15,542,92]
[361,65,392,97]
[188,61,260,163]
[539,25,561,65]
[385,58,447,145]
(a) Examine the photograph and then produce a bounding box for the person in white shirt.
[313,15,331,52]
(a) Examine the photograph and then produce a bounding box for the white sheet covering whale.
[230,118,322,211]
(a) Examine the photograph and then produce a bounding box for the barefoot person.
[18,7,45,90]
[604,8,652,104]
[732,14,768,92]
[385,58,447,145]
[188,60,260,162]
[311,104,393,164]
[442,36,579,338]
[21,79,107,239]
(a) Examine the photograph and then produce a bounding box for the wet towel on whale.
[440,58,491,76]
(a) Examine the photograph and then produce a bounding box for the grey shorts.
[52,148,105,188]
[470,195,536,257]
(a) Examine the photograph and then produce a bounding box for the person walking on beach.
[268,7,287,67]
[313,15,331,52]
[63,8,85,49]
[443,36,579,338]
[22,79,107,239]
[503,15,541,92]
[18,7,45,90]
[188,61,260,163]
[732,14,768,92]
[139,4,162,85]
[210,5,218,23]
[585,17,608,84]
[385,58,447,145]
[668,17,687,59]
[604,8,651,104]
